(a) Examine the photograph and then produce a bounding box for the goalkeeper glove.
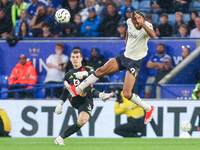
[73,71,88,79]
[99,91,114,102]
[55,100,64,115]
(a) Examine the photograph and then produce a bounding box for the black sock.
[60,122,82,139]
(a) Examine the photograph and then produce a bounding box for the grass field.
[1,138,200,150]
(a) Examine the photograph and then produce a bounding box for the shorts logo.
[130,68,135,74]
[87,104,91,111]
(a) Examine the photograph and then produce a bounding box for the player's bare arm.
[134,12,156,39]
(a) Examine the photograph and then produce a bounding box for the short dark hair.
[131,11,145,20]
[70,49,82,57]
[56,43,65,49]
[42,22,50,27]
[160,13,168,19]
[157,43,165,49]
[0,8,5,12]
[73,46,81,50]
[145,14,152,20]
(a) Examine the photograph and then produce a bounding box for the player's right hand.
[73,71,88,79]
[55,100,64,115]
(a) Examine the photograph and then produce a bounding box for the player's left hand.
[55,100,64,115]
[134,12,144,24]
[73,71,88,79]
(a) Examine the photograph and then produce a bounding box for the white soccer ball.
[55,8,71,24]
[180,121,191,132]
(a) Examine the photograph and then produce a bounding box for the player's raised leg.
[65,58,119,96]
[123,71,155,124]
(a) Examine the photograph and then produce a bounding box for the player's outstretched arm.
[134,12,156,39]
[73,71,89,79]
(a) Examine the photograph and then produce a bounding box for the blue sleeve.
[90,17,102,31]
[148,55,155,61]
[27,6,31,16]
[120,6,125,16]
[81,21,89,34]
[44,15,53,23]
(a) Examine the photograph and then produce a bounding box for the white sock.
[76,73,99,93]
[130,93,151,111]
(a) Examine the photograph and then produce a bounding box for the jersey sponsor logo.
[128,32,137,38]
[69,75,73,79]
[73,79,80,86]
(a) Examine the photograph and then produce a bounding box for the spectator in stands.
[117,22,126,38]
[8,54,38,98]
[154,26,161,37]
[81,6,102,37]
[44,43,69,98]
[0,8,12,38]
[172,0,191,13]
[29,4,49,37]
[15,9,31,37]
[99,0,119,19]
[173,12,185,35]
[11,0,28,26]
[190,17,200,38]
[0,107,11,137]
[181,45,190,60]
[38,21,54,37]
[119,0,134,17]
[79,0,100,22]
[150,0,173,14]
[65,46,88,73]
[47,0,62,15]
[27,0,47,18]
[87,47,107,70]
[72,14,83,37]
[176,24,190,37]
[145,13,156,31]
[158,13,172,37]
[188,11,198,34]
[58,22,74,37]
[191,83,200,100]
[99,3,121,37]
[17,21,33,38]
[63,0,82,23]
[154,55,173,83]
[0,0,12,22]
[119,6,134,26]
[114,91,145,137]
[145,43,167,98]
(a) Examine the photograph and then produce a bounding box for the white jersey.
[44,54,69,83]
[124,18,153,60]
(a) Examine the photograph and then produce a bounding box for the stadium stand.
[138,0,151,13]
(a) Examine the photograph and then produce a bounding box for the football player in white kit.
[64,11,156,124]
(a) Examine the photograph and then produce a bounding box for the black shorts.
[115,54,142,77]
[77,97,94,116]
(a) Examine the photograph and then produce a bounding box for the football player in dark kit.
[54,49,114,145]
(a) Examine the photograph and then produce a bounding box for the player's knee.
[78,117,88,126]
[123,90,132,99]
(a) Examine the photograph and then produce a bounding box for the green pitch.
[0,138,200,150]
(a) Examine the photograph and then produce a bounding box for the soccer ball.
[180,121,191,132]
[55,8,71,24]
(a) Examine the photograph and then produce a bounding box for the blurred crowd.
[1,0,200,39]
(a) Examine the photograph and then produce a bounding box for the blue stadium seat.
[109,71,125,82]
[168,14,176,25]
[139,1,151,13]
[0,75,9,99]
[189,1,200,11]
[35,88,45,98]
[132,1,139,10]
[37,75,46,83]
[183,13,190,24]
[152,14,159,24]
